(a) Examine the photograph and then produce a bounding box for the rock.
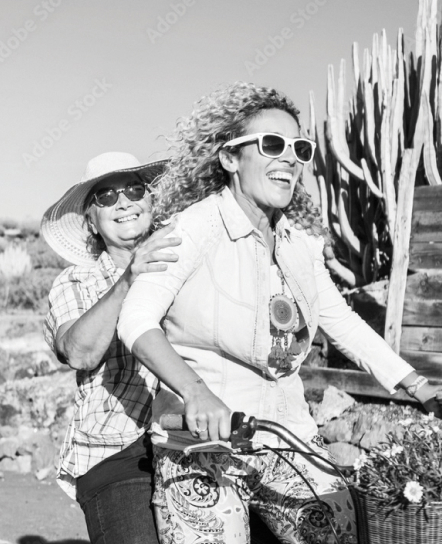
[350,412,373,444]
[0,425,15,438]
[0,371,76,429]
[328,442,363,467]
[36,466,54,481]
[0,453,32,473]
[359,421,397,449]
[0,404,19,426]
[319,419,352,443]
[312,386,356,426]
[0,437,20,458]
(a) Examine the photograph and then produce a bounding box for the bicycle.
[159,412,359,544]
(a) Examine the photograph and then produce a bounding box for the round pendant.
[269,294,299,332]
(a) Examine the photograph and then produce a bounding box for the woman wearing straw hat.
[41,152,182,544]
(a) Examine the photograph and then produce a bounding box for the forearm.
[397,371,436,404]
[131,329,204,401]
[56,272,131,370]
[131,328,232,440]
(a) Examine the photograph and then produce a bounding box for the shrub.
[0,268,59,313]
[26,236,69,270]
[354,418,442,511]
[0,244,32,280]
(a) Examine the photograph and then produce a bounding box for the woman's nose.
[115,192,132,209]
[279,144,297,165]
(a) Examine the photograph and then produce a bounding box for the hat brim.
[41,159,168,267]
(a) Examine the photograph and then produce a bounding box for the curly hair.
[152,81,327,239]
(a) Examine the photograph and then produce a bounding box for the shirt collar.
[217,187,293,241]
[273,210,293,242]
[217,187,256,240]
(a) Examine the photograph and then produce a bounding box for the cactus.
[0,244,32,307]
[309,0,442,288]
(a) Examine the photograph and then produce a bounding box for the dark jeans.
[79,476,159,544]
[76,433,279,544]
[79,477,279,544]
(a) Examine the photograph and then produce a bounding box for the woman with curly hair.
[118,82,442,543]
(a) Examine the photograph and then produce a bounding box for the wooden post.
[384,149,416,352]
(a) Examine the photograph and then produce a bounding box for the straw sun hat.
[41,152,168,267]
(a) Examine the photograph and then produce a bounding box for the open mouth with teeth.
[267,171,293,182]
[115,213,139,224]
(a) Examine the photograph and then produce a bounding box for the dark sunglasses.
[223,132,316,164]
[93,182,150,208]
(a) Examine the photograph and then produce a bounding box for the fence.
[299,185,442,400]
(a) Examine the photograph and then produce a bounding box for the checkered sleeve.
[43,265,98,353]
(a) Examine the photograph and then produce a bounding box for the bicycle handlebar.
[158,412,354,478]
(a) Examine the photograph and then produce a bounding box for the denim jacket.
[118,187,414,446]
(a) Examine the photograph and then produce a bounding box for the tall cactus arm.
[422,91,442,185]
[337,59,347,144]
[415,0,424,60]
[317,175,330,230]
[325,256,364,288]
[380,95,397,237]
[437,26,442,171]
[363,81,379,167]
[337,167,363,257]
[389,30,406,173]
[326,65,365,181]
[361,159,385,199]
[352,42,360,87]
[309,91,326,179]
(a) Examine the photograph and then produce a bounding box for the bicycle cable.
[262,445,342,544]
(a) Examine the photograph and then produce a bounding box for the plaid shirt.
[44,252,158,500]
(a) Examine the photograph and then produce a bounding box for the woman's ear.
[86,213,98,235]
[218,149,238,173]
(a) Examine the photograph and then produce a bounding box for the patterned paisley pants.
[152,439,357,544]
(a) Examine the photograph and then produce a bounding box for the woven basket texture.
[350,490,442,544]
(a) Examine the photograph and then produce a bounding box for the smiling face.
[86,172,152,255]
[221,108,303,219]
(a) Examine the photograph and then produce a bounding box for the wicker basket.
[349,488,442,544]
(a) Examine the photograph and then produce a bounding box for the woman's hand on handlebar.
[181,378,231,442]
[421,386,442,419]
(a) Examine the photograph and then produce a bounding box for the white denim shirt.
[118,187,414,448]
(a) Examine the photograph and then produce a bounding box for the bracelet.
[405,376,429,398]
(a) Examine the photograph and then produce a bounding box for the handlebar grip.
[158,412,249,435]
[159,414,187,431]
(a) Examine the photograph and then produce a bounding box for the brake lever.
[183,412,260,455]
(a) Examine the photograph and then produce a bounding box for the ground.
[0,472,90,544]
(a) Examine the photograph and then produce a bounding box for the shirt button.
[307,321,313,327]
[285,272,290,278]
[296,295,302,301]
[270,382,276,388]
[278,406,283,413]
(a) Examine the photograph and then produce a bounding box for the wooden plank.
[299,366,442,401]
[402,299,442,326]
[400,326,442,352]
[413,185,442,212]
[399,349,442,380]
[409,242,442,269]
[405,271,442,300]
[385,150,415,352]
[411,210,442,242]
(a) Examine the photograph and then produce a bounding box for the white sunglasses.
[223,132,316,164]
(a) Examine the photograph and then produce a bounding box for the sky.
[0,0,420,222]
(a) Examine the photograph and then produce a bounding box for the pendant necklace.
[269,266,303,371]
